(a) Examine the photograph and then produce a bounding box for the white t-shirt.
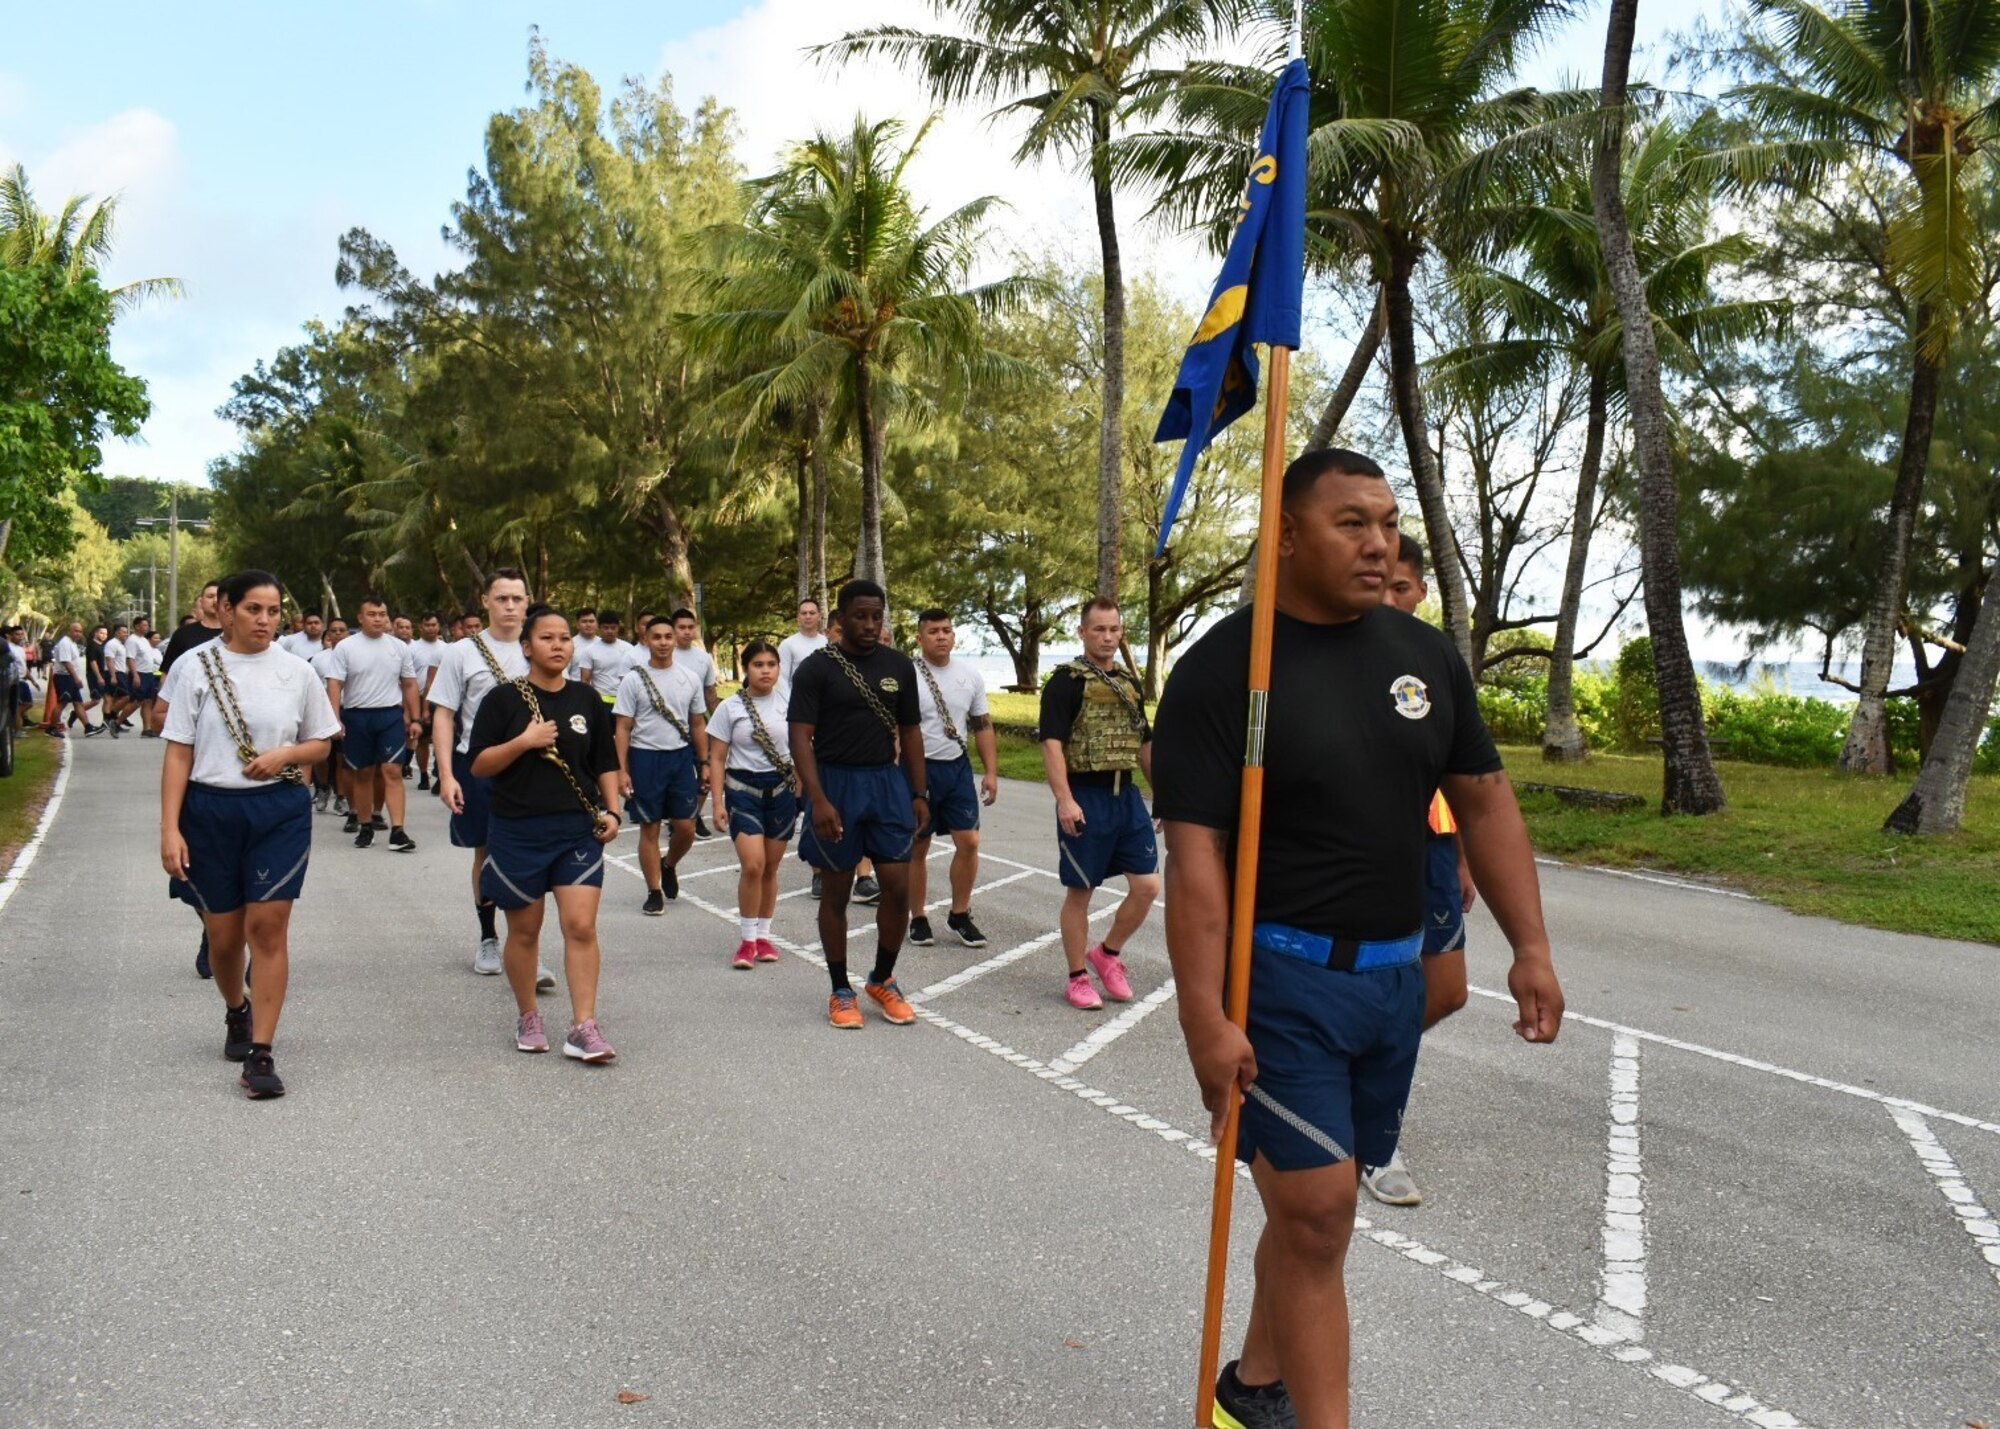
[428,633,529,753]
[52,636,84,678]
[579,637,638,698]
[5,641,25,683]
[778,632,827,684]
[409,638,448,693]
[162,645,341,790]
[310,646,342,685]
[132,638,162,675]
[125,633,148,671]
[611,662,707,752]
[103,638,127,673]
[327,632,416,710]
[278,631,321,660]
[674,644,717,696]
[708,688,791,774]
[914,655,990,762]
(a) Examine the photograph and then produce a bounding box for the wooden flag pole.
[1194,342,1294,1427]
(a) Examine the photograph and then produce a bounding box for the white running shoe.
[473,937,502,975]
[1361,1150,1422,1206]
[536,962,557,991]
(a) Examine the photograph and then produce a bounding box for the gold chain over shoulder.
[737,689,799,792]
[1060,659,1147,774]
[635,666,694,744]
[511,680,605,822]
[824,646,897,733]
[918,660,965,754]
[199,646,303,783]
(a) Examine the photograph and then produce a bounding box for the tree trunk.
[1144,555,1165,701]
[1305,289,1386,453]
[1543,366,1610,762]
[1021,598,1044,692]
[794,445,812,604]
[854,357,886,589]
[1383,260,1475,672]
[1092,102,1127,604]
[1840,339,1941,774]
[1883,569,1999,834]
[810,437,830,612]
[652,492,696,611]
[1593,0,1725,816]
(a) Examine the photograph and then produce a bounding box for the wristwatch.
[912,790,931,802]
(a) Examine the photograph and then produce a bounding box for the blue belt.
[1253,922,1423,972]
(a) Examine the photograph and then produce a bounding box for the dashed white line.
[0,735,72,921]
[1467,986,2000,1136]
[908,904,1116,1003]
[1889,1109,2000,1289]
[1597,1034,1647,1339]
[1049,979,1178,1073]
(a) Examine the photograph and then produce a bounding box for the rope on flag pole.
[1192,341,1293,1429]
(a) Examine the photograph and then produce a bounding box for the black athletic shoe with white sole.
[693,814,714,841]
[354,825,375,849]
[642,889,666,916]
[388,828,416,853]
[1212,1360,1299,1429]
[908,916,935,946]
[342,812,360,834]
[223,998,254,1062]
[662,866,679,902]
[947,911,989,948]
[239,1050,285,1099]
[854,875,881,905]
[195,932,212,980]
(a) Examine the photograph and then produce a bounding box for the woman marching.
[706,640,797,970]
[158,570,341,1099]
[468,604,623,1062]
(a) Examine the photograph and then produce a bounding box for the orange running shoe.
[865,978,916,1025]
[828,989,864,1030]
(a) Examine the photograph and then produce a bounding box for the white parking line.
[909,905,1117,1003]
[1467,986,2000,1136]
[1889,1109,2000,1289]
[1049,979,1178,1074]
[1597,1034,1647,1339]
[1534,856,1758,901]
[0,735,71,920]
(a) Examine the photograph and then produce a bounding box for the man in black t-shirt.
[1152,447,1565,1429]
[788,580,928,1031]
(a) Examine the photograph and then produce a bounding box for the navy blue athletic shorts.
[481,811,605,909]
[1057,781,1158,889]
[1237,939,1426,1172]
[725,767,798,842]
[798,762,915,871]
[628,745,700,825]
[112,673,132,698]
[1422,832,1467,955]
[54,672,82,705]
[139,672,161,700]
[341,705,410,770]
[170,781,314,916]
[448,746,495,848]
[920,755,980,838]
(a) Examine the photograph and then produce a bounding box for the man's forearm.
[974,723,998,778]
[1163,821,1234,1027]
[1040,740,1073,801]
[901,726,926,794]
[1449,780,1550,957]
[790,727,826,804]
[432,709,457,772]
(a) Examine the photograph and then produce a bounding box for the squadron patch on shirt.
[1389,674,1431,720]
[879,677,901,694]
[568,713,590,734]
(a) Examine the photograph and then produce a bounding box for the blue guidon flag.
[1152,57,1310,556]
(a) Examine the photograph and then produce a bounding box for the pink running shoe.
[1065,974,1104,1011]
[1086,944,1135,1002]
[732,940,757,970]
[754,939,781,963]
[515,1010,549,1053]
[563,1018,617,1063]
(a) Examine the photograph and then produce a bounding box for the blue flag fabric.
[1152,58,1310,556]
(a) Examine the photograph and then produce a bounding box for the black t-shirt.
[469,679,620,820]
[788,644,920,767]
[161,621,223,675]
[1151,605,1502,941]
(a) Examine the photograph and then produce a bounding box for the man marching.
[1153,448,1563,1429]
[1038,598,1157,1010]
[613,615,708,914]
[325,597,421,852]
[907,609,997,949]
[778,597,828,686]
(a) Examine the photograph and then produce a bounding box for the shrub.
[1611,637,1660,751]
[1702,685,1848,766]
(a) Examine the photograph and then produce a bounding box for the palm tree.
[0,164,181,311]
[1444,111,1777,761]
[815,0,1250,603]
[1125,0,1585,674]
[1725,0,2000,774]
[689,115,1027,589]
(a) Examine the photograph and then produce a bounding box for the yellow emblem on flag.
[1192,285,1248,345]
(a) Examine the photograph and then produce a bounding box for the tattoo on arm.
[967,713,991,732]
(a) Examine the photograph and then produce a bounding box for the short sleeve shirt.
[611,662,707,752]
[160,622,222,675]
[163,645,341,789]
[709,688,790,773]
[327,633,415,709]
[1151,606,1502,941]
[1038,663,1152,748]
[914,656,989,762]
[469,679,619,820]
[787,645,920,767]
[428,635,529,753]
[675,645,717,694]
[778,632,827,684]
[580,638,638,698]
[103,640,127,672]
[52,637,84,679]
[409,638,448,691]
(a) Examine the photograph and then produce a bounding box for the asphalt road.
[2,734,1995,1428]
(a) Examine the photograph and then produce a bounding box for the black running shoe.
[908,916,935,946]
[239,1050,285,1099]
[417,773,430,791]
[369,813,387,830]
[662,865,679,902]
[388,828,415,853]
[84,722,105,737]
[195,932,212,980]
[947,911,989,948]
[693,814,714,841]
[223,998,254,1062]
[810,872,822,901]
[1213,1361,1298,1429]
[855,875,881,905]
[354,825,375,849]
[642,888,666,916]
[342,813,360,835]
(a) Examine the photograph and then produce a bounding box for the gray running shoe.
[1213,1361,1298,1429]
[473,937,503,975]
[313,787,331,813]
[536,962,557,992]
[1361,1150,1423,1207]
[854,875,881,905]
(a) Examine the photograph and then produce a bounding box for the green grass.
[0,734,61,871]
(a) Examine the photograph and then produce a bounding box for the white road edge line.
[1597,1033,1647,1339]
[1534,856,1757,901]
[909,903,1117,1003]
[1888,1108,2000,1288]
[1050,979,1178,1074]
[0,735,72,921]
[1466,986,2000,1137]
[601,849,1816,1425]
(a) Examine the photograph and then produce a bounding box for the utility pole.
[134,490,211,620]
[128,557,160,626]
